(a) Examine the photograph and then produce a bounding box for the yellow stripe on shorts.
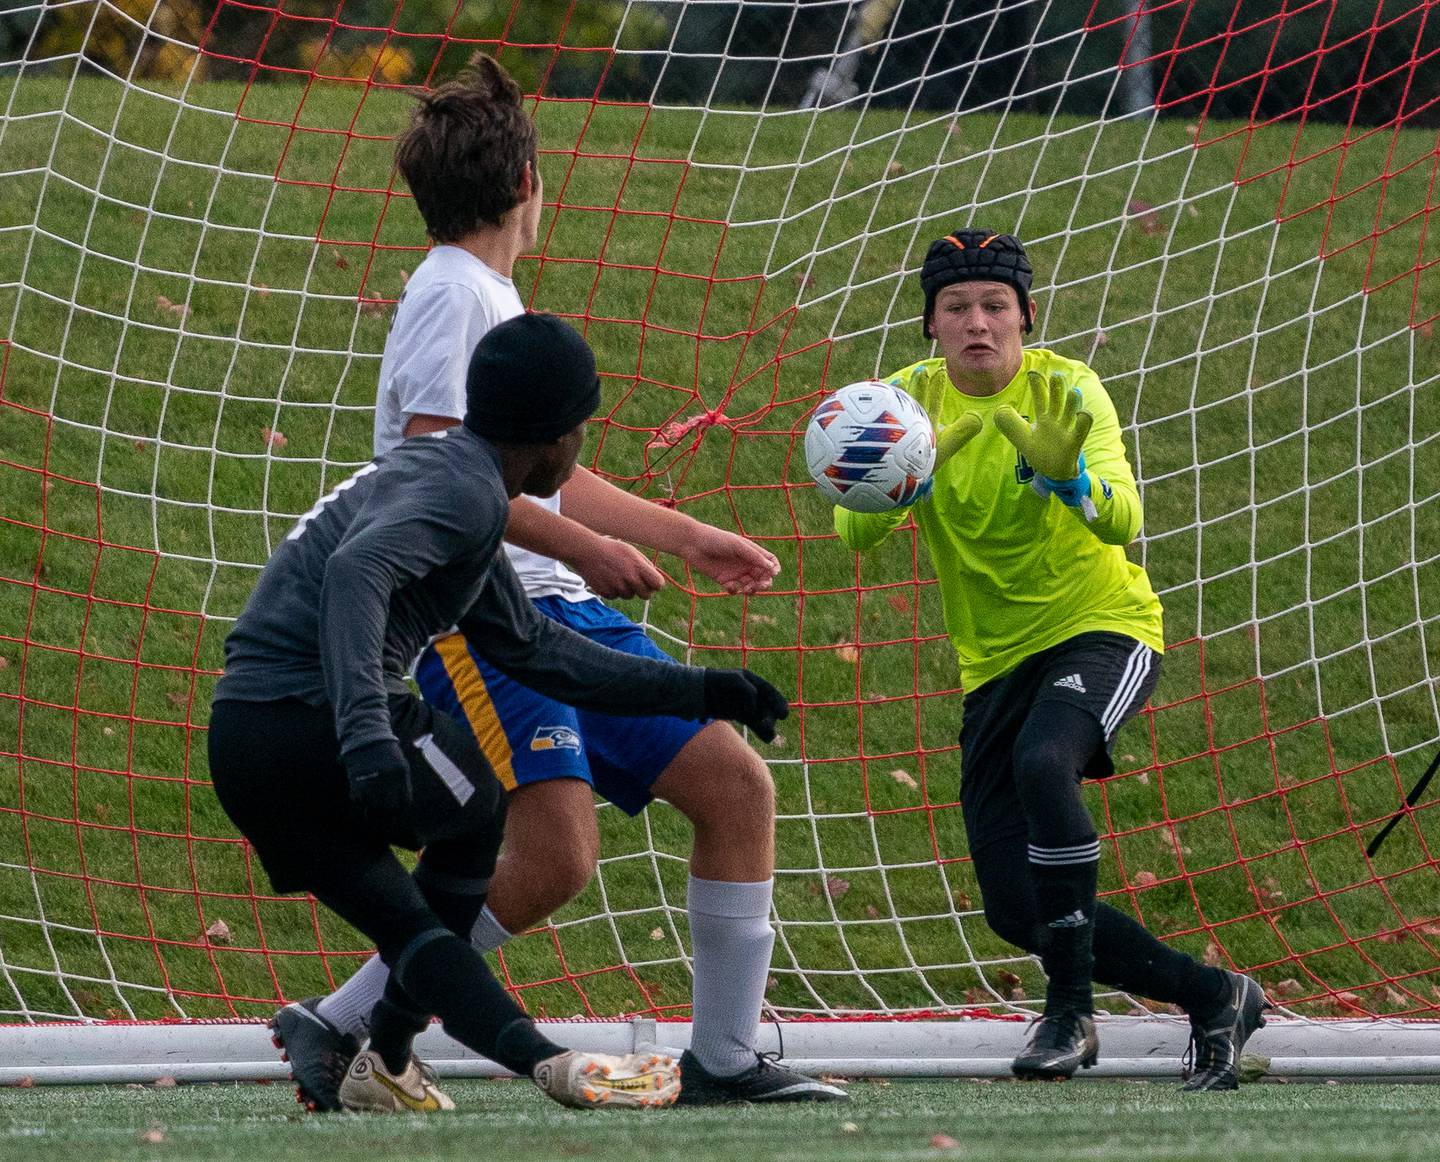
[433,633,518,792]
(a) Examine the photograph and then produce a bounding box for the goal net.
[2,0,1438,1078]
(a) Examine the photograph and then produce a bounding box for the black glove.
[343,737,412,832]
[702,668,789,743]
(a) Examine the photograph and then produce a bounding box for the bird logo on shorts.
[531,725,582,752]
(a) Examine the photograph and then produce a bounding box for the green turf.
[3,1079,1440,1162]
[0,70,1437,1026]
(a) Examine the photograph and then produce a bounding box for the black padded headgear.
[920,230,1034,337]
[463,313,601,444]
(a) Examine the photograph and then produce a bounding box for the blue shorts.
[413,596,708,815]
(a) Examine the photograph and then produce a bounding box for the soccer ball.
[804,381,936,512]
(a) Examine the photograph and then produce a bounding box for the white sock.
[315,904,514,1037]
[469,903,512,954]
[686,876,775,1078]
[316,955,387,1038]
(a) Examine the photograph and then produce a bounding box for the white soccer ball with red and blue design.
[804,380,936,513]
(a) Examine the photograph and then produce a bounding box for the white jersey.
[373,244,592,602]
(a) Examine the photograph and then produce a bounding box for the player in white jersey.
[269,52,845,1111]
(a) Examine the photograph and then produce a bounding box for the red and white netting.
[0,1,1436,1032]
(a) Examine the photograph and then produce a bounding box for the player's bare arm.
[554,467,781,595]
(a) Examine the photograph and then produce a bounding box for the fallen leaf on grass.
[1133,870,1159,887]
[889,768,918,791]
[826,876,851,899]
[151,1076,177,1087]
[835,643,859,664]
[155,295,189,320]
[929,1133,959,1150]
[262,426,288,449]
[1127,199,1165,235]
[649,927,664,941]
[139,1126,166,1143]
[204,919,231,944]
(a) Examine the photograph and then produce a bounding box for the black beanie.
[463,313,601,444]
[920,230,1034,337]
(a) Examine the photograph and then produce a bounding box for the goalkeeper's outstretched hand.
[994,370,1097,520]
[936,411,982,468]
[994,370,1092,479]
[910,411,982,504]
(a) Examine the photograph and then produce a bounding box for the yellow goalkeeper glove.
[912,411,981,503]
[994,370,1097,520]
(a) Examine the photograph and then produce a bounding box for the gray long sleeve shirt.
[213,426,706,756]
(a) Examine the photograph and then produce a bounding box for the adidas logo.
[1053,673,1087,693]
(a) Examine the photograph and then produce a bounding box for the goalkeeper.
[208,314,788,1113]
[833,230,1268,1089]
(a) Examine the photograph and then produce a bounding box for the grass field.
[3,1078,1440,1162]
[0,64,1438,1034]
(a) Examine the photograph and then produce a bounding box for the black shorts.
[208,693,506,895]
[959,631,1161,853]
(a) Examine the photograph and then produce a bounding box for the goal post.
[2,0,1438,1080]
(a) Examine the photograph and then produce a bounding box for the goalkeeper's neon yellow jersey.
[833,348,1164,692]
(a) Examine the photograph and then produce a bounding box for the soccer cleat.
[531,1050,681,1110]
[338,1049,455,1113]
[1180,971,1271,1092]
[674,1050,849,1105]
[269,996,361,1113]
[1011,1010,1100,1080]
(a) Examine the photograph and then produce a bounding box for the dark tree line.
[4,0,1435,128]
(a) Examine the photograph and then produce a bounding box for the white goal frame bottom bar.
[1,1017,1438,1084]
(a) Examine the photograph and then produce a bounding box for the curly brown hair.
[395,53,538,243]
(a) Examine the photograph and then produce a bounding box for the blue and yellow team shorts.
[413,595,707,815]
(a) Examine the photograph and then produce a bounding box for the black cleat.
[1180,972,1271,1092]
[270,996,361,1113]
[674,1050,849,1104]
[1011,1010,1099,1080]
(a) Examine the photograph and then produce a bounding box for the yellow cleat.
[338,1049,455,1113]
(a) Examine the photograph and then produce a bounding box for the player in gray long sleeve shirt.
[207,315,786,1114]
[215,424,712,758]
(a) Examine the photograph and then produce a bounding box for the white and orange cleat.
[531,1050,680,1110]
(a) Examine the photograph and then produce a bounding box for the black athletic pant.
[209,694,560,1074]
[959,633,1224,1013]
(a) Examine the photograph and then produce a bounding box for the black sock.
[394,931,563,1075]
[1092,903,1228,1012]
[369,988,431,1075]
[1030,854,1099,1014]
